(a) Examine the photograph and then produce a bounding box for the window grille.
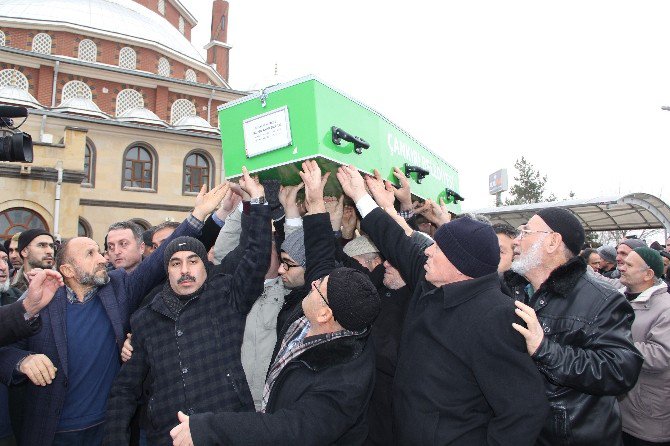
[32,33,52,54]
[78,39,97,62]
[116,89,144,116]
[185,69,196,83]
[119,47,137,70]
[171,99,196,125]
[0,31,5,47]
[158,0,165,14]
[0,69,29,90]
[61,80,92,103]
[158,57,171,77]
[178,16,185,34]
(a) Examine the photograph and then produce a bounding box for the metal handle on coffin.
[404,164,429,184]
[331,126,370,154]
[444,187,465,204]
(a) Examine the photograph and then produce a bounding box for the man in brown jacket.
[618,247,670,446]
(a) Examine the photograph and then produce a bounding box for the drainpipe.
[53,160,63,241]
[40,60,60,141]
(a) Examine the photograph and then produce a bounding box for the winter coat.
[361,207,549,445]
[0,217,199,446]
[0,288,39,347]
[104,204,271,445]
[241,277,286,409]
[504,257,643,446]
[190,212,376,445]
[618,282,670,443]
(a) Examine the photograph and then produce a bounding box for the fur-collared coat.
[504,257,644,446]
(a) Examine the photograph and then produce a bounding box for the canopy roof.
[471,193,670,234]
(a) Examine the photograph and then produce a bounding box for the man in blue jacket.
[0,183,229,446]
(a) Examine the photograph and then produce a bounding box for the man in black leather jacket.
[507,207,643,446]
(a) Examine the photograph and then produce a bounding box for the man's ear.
[59,263,75,279]
[315,305,333,325]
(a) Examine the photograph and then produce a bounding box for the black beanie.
[17,229,53,257]
[536,208,585,256]
[163,236,208,271]
[433,217,499,278]
[326,267,380,331]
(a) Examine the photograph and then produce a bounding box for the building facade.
[0,0,243,246]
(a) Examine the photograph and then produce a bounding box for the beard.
[0,278,9,293]
[511,236,547,276]
[28,257,54,269]
[76,265,110,287]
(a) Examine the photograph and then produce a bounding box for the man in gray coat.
[617,247,670,446]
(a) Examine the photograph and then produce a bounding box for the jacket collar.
[298,329,369,372]
[621,282,668,304]
[437,272,501,309]
[535,256,586,297]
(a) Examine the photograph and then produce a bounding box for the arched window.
[0,30,6,47]
[78,217,92,237]
[178,16,185,34]
[123,143,156,190]
[184,69,197,83]
[60,80,92,104]
[157,57,170,77]
[183,151,213,194]
[82,138,96,186]
[119,47,137,70]
[32,33,52,54]
[170,99,196,125]
[131,218,151,231]
[0,208,48,241]
[77,39,97,62]
[0,69,29,90]
[157,0,165,15]
[116,89,144,117]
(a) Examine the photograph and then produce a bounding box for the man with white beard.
[503,207,643,446]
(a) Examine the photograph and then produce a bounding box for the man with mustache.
[0,183,228,446]
[104,170,271,445]
[11,229,55,292]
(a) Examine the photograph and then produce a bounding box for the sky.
[182,0,668,212]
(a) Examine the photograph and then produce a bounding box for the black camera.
[0,105,33,163]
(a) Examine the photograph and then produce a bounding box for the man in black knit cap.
[172,161,381,446]
[336,164,549,446]
[508,207,643,446]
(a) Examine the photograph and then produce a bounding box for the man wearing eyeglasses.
[171,161,381,446]
[506,207,643,445]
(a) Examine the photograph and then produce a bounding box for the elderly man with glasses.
[504,207,643,446]
[170,161,381,446]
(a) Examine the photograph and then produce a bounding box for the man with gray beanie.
[598,245,618,277]
[172,161,381,445]
[104,173,271,445]
[336,164,548,445]
[505,207,643,445]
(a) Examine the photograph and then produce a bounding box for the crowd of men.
[0,161,668,446]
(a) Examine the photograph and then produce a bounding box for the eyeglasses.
[312,277,329,307]
[516,226,554,240]
[280,261,301,270]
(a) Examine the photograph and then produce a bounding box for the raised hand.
[193,182,230,221]
[341,204,358,239]
[238,166,264,199]
[279,183,304,219]
[336,165,367,203]
[365,169,395,209]
[415,199,451,226]
[392,167,413,211]
[121,333,133,363]
[19,354,57,386]
[22,269,64,316]
[215,188,243,221]
[325,195,344,231]
[298,160,328,214]
[170,411,193,446]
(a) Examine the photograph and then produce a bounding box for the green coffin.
[217,76,461,211]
